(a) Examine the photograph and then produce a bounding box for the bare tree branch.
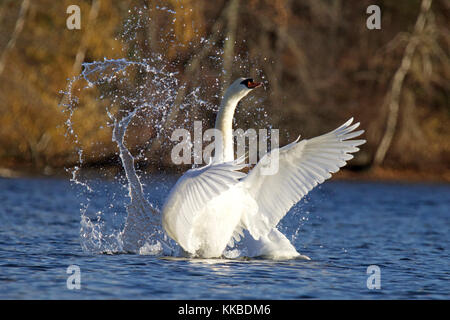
[221,0,239,92]
[71,0,101,76]
[0,0,30,76]
[373,0,433,167]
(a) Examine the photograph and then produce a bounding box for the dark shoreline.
[1,165,449,184]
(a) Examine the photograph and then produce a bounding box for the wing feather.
[162,158,246,250]
[242,118,366,239]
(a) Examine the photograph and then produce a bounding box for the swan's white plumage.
[241,118,366,238]
[241,228,309,260]
[162,158,247,257]
[162,77,366,259]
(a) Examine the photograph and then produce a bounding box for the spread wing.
[162,157,246,250]
[241,118,366,239]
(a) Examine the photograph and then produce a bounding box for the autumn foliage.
[0,0,448,179]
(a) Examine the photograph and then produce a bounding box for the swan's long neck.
[215,92,241,162]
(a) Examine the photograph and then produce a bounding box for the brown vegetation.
[0,0,448,181]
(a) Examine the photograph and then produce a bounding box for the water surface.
[0,176,448,299]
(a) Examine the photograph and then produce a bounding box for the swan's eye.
[241,78,261,89]
[240,78,253,88]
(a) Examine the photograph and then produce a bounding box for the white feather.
[162,78,366,259]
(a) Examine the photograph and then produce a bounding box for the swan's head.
[224,77,262,102]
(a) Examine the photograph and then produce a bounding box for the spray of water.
[61,57,183,255]
[59,5,306,257]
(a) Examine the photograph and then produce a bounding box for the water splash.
[60,56,184,255]
[59,5,306,258]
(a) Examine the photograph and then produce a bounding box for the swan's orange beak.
[247,80,262,89]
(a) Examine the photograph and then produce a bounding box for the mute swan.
[162,78,366,259]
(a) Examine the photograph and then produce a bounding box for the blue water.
[0,176,449,299]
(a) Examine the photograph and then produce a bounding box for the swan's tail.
[239,228,309,260]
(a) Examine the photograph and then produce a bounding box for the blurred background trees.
[0,0,448,180]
